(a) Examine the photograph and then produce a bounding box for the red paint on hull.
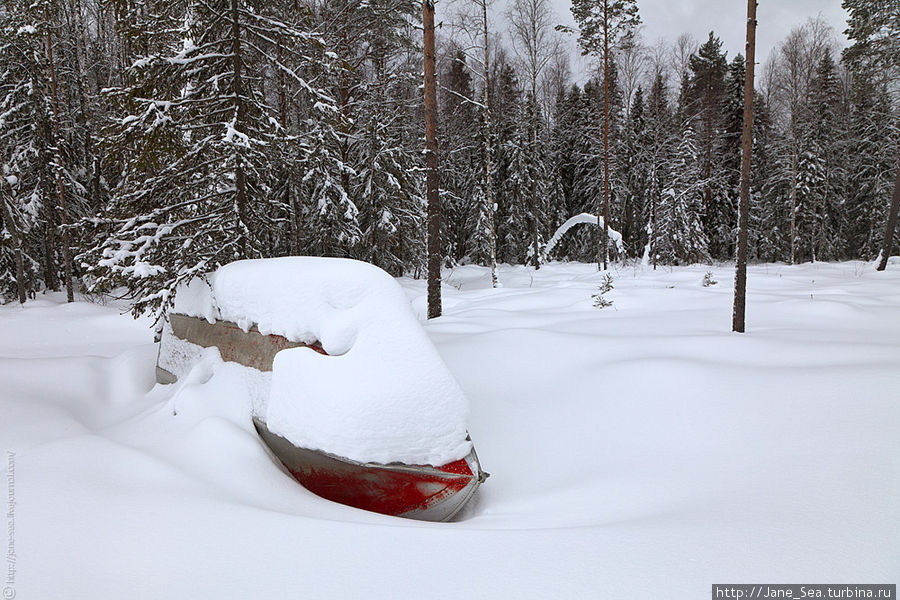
[253,418,483,520]
[285,458,472,517]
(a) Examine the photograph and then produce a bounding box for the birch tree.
[508,0,558,268]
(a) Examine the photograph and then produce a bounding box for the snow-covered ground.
[2,261,899,599]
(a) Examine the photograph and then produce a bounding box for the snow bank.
[5,262,900,599]
[174,257,471,466]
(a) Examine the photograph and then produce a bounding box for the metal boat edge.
[253,417,486,522]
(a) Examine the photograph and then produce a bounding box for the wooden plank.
[168,313,326,373]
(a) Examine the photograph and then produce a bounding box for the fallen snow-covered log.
[542,213,625,261]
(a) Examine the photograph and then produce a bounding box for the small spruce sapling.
[592,273,614,308]
[702,271,718,287]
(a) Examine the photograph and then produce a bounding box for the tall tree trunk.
[789,136,797,264]
[481,0,499,286]
[651,193,657,270]
[277,35,299,256]
[337,15,352,215]
[733,0,757,334]
[600,0,609,271]
[530,80,540,271]
[705,84,712,234]
[230,0,249,258]
[0,191,27,304]
[45,8,74,303]
[424,0,441,318]
[876,153,900,271]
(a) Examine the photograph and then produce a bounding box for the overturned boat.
[158,310,487,522]
[253,417,484,521]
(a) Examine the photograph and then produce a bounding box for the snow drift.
[172,257,472,466]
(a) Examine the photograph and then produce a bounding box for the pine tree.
[424,0,441,318]
[569,0,640,269]
[732,0,756,334]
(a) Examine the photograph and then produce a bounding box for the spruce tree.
[842,0,900,270]
[643,72,676,268]
[658,124,710,264]
[686,32,728,257]
[439,49,479,264]
[85,0,337,325]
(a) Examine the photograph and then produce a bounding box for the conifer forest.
[0,0,897,315]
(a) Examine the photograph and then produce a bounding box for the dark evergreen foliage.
[0,1,897,308]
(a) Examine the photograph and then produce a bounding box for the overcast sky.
[512,0,850,82]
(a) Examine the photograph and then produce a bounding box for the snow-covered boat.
[253,416,485,521]
[157,311,487,522]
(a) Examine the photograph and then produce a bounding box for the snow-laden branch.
[542,213,625,261]
[438,85,487,110]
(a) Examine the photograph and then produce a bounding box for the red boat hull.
[253,418,485,521]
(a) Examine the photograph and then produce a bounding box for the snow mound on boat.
[174,257,472,466]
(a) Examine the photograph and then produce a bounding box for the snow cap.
[175,257,472,466]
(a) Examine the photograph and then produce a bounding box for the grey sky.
[539,0,849,81]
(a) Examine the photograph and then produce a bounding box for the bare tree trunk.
[0,190,27,304]
[705,86,712,228]
[600,0,609,271]
[733,0,757,334]
[338,21,352,212]
[230,0,249,259]
[651,198,657,270]
[876,153,900,271]
[481,0,499,286]
[424,0,441,319]
[45,8,74,303]
[651,163,657,271]
[530,82,540,271]
[277,35,299,256]
[790,137,797,265]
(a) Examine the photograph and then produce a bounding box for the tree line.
[0,0,897,321]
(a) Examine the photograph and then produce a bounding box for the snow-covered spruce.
[172,257,472,467]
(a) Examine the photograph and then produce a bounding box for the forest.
[0,0,897,318]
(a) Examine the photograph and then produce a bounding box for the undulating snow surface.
[2,261,899,599]
[172,257,471,465]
